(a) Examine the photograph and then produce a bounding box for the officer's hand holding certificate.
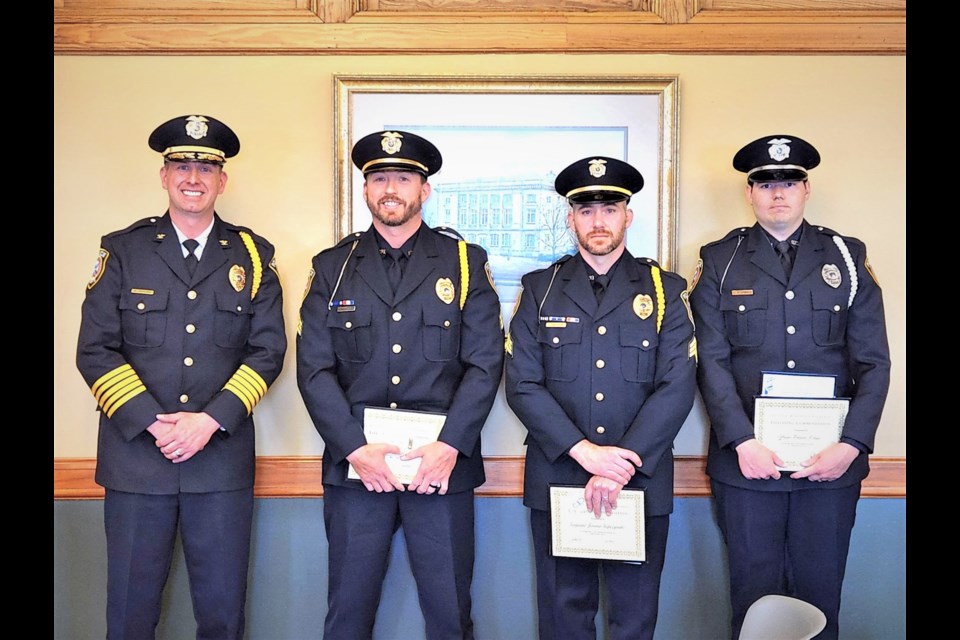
[348,407,446,485]
[550,486,646,563]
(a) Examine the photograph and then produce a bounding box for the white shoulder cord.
[718,235,744,294]
[537,263,563,324]
[832,235,858,308]
[327,240,359,310]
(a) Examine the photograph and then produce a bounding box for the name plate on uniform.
[754,397,848,471]
[549,486,646,563]
[347,407,446,485]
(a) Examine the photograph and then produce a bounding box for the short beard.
[576,229,624,256]
[368,196,423,227]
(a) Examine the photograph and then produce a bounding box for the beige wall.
[54,54,905,458]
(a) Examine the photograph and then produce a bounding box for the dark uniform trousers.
[506,252,697,640]
[690,221,890,640]
[296,225,504,640]
[77,213,287,639]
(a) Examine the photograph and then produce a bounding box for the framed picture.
[334,75,679,328]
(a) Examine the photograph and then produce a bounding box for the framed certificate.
[347,407,446,484]
[549,486,646,563]
[754,397,849,471]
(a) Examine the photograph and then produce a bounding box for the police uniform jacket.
[689,220,891,491]
[296,225,504,494]
[76,213,287,495]
[505,251,697,516]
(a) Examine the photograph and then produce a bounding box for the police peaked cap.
[149,114,240,164]
[733,135,820,182]
[351,130,443,177]
[555,156,644,204]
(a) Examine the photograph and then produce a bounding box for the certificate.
[347,407,446,485]
[754,397,849,471]
[761,371,837,398]
[549,486,646,563]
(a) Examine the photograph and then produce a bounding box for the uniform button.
[596,359,605,369]
[738,304,746,312]
[787,360,796,369]
[236,305,243,312]
[392,344,402,354]
[552,336,560,344]
[389,402,398,409]
[596,426,606,434]
[787,326,796,335]
[137,302,145,310]
[785,291,795,300]
[179,394,189,403]
[597,326,607,335]
[392,312,402,321]
[833,304,841,312]
[183,357,194,366]
[187,290,197,300]
[641,339,650,348]
[595,392,604,401]
[443,320,451,327]
[345,321,353,329]
[391,375,401,385]
[185,324,196,334]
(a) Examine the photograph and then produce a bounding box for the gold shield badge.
[588,158,607,178]
[436,277,456,305]
[229,264,247,292]
[821,264,842,289]
[381,131,403,155]
[633,294,654,320]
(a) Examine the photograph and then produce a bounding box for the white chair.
[738,594,827,640]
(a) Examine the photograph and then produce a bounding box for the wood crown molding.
[54,455,906,500]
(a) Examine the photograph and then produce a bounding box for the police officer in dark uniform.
[689,135,891,639]
[296,130,504,639]
[505,157,697,640]
[76,114,287,639]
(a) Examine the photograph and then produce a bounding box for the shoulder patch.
[688,258,703,293]
[87,248,109,290]
[864,254,880,287]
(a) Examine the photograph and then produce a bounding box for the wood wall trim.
[54,455,906,500]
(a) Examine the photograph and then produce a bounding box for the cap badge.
[766,138,792,162]
[633,294,654,320]
[185,115,210,141]
[229,264,247,292]
[588,158,608,178]
[821,264,842,289]
[381,131,403,155]
[436,277,455,305]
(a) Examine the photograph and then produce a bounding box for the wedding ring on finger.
[174,449,183,458]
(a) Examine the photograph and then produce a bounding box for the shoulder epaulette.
[704,226,750,248]
[634,256,662,269]
[319,231,364,256]
[433,225,465,241]
[105,216,159,239]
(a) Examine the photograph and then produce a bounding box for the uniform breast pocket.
[721,290,767,348]
[214,291,254,348]
[537,323,582,382]
[119,290,169,347]
[620,325,658,383]
[325,307,373,363]
[423,306,461,362]
[811,289,848,346]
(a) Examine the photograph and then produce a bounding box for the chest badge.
[633,294,654,320]
[821,263,842,289]
[229,264,247,292]
[436,277,455,305]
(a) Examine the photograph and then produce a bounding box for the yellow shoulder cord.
[458,240,469,310]
[238,231,263,301]
[651,266,665,335]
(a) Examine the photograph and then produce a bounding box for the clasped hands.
[569,440,643,518]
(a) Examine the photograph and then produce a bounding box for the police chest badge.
[633,294,654,320]
[821,264,842,289]
[229,264,247,292]
[436,277,455,305]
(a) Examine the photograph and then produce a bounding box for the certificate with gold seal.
[549,486,646,563]
[347,407,446,484]
[754,397,849,471]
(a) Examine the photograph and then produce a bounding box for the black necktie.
[183,239,200,277]
[386,247,405,294]
[591,274,610,303]
[775,240,793,279]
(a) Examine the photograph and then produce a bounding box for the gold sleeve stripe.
[235,364,268,396]
[458,240,469,310]
[222,365,269,415]
[91,364,147,417]
[239,231,263,301]
[651,266,665,335]
[224,381,256,414]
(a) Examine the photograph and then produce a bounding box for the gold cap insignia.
[767,138,792,161]
[633,294,654,320]
[821,263,842,289]
[229,264,247,292]
[381,131,403,155]
[588,158,607,178]
[87,248,109,290]
[436,277,455,305]
[185,115,210,141]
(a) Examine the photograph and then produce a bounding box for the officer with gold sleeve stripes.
[76,114,287,639]
[505,156,697,640]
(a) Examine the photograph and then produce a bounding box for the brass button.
[183,357,194,366]
[389,402,398,409]
[443,320,451,327]
[738,304,746,312]
[597,326,607,335]
[391,375,401,385]
[392,344,402,354]
[179,394,189,403]
[596,359,605,369]
[785,291,795,300]
[236,305,243,312]
[596,426,605,434]
[552,336,560,344]
[787,360,796,369]
[595,392,604,401]
[787,326,796,335]
[392,312,402,321]
[345,321,353,329]
[137,302,145,311]
[641,339,650,348]
[187,290,197,300]
[834,305,841,312]
[185,324,196,334]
